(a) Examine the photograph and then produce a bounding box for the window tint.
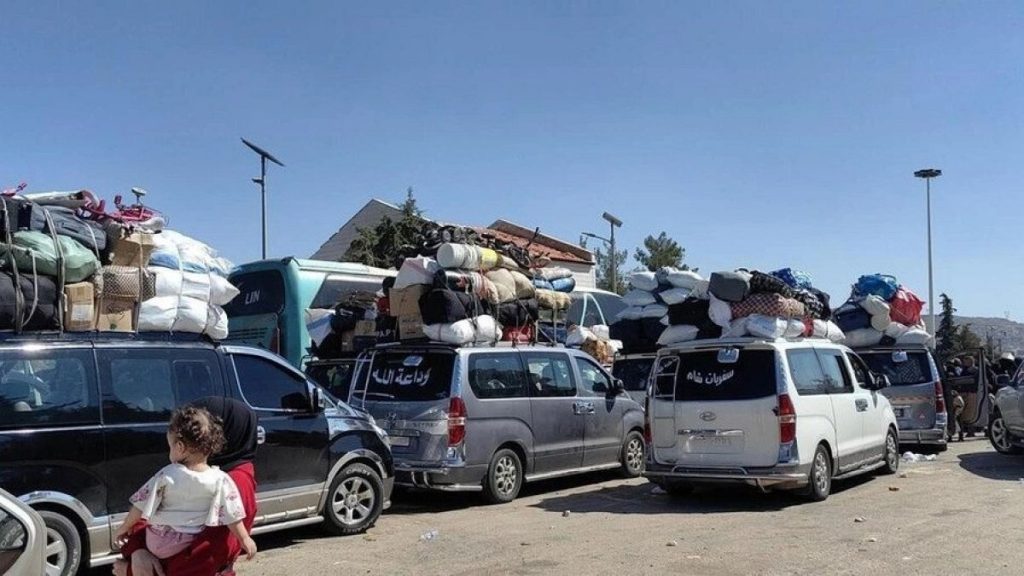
[577,357,613,396]
[310,276,383,310]
[0,348,99,429]
[613,357,655,392]
[524,353,576,398]
[468,354,527,399]
[223,270,285,316]
[818,350,853,393]
[99,349,224,423]
[846,353,870,386]
[234,354,311,411]
[306,361,356,402]
[354,351,454,402]
[591,292,627,324]
[859,351,934,386]
[788,349,829,396]
[674,349,776,401]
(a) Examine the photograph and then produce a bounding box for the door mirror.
[611,379,626,396]
[869,373,892,391]
[309,385,327,412]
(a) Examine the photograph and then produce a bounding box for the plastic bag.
[658,287,691,306]
[394,257,441,289]
[150,230,233,276]
[659,268,703,290]
[641,304,668,319]
[722,317,748,338]
[708,294,733,328]
[812,320,846,343]
[617,306,644,321]
[591,324,611,341]
[859,295,891,316]
[624,289,657,307]
[629,271,659,292]
[746,315,788,339]
[844,328,884,348]
[566,326,597,347]
[890,287,925,326]
[897,329,932,346]
[657,324,699,346]
[853,274,899,301]
[770,268,814,290]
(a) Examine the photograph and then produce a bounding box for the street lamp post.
[242,138,285,260]
[603,212,623,290]
[914,168,942,337]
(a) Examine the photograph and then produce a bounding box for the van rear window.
[859,351,934,386]
[357,351,454,401]
[613,358,654,392]
[657,349,777,401]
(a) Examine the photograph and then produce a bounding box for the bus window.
[310,275,385,309]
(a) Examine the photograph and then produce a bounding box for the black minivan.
[0,333,394,576]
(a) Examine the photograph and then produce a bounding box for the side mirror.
[310,385,327,412]
[869,372,891,391]
[611,379,626,396]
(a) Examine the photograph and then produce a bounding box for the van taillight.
[778,393,796,444]
[643,396,652,443]
[935,381,946,414]
[447,397,467,447]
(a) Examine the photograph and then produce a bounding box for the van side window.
[787,349,829,396]
[234,354,311,412]
[523,353,576,398]
[98,349,225,424]
[817,350,853,393]
[468,354,527,399]
[652,355,679,399]
[577,357,613,396]
[0,349,99,429]
[845,353,870,387]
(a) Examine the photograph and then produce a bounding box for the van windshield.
[655,349,777,401]
[356,350,454,401]
[612,357,654,392]
[859,351,934,386]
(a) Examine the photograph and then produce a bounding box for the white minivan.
[644,338,900,501]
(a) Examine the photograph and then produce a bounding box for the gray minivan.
[857,346,948,449]
[349,343,645,503]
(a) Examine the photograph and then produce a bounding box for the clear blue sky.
[3,2,1022,318]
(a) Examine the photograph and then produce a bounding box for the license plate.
[388,435,411,447]
[894,407,909,418]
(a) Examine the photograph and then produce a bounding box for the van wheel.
[990,413,1024,455]
[323,463,384,536]
[880,429,900,475]
[38,510,82,576]
[798,445,832,502]
[482,449,522,504]
[620,432,645,478]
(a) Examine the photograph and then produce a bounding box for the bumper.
[644,461,812,488]
[898,428,947,446]
[393,461,486,492]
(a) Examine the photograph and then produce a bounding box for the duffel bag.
[770,268,813,290]
[749,271,795,298]
[0,271,60,330]
[730,293,806,319]
[853,274,899,301]
[709,271,751,303]
[793,289,827,320]
[419,289,488,325]
[22,204,107,256]
[6,231,100,284]
[833,304,873,333]
[496,298,539,327]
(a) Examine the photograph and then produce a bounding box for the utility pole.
[242,138,285,260]
[603,212,623,291]
[914,168,941,336]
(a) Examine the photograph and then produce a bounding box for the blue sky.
[3,2,1023,319]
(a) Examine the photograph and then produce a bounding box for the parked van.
[224,258,395,369]
[349,343,645,503]
[644,338,899,501]
[0,334,393,576]
[855,345,947,449]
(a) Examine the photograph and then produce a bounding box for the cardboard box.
[389,285,427,318]
[354,320,377,337]
[95,297,135,332]
[109,231,156,267]
[63,282,96,331]
[398,313,425,341]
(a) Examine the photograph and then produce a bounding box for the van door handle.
[855,399,869,412]
[256,426,266,445]
[585,402,595,415]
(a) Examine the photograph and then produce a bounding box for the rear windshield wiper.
[362,392,396,400]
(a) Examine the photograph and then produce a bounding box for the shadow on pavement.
[958,450,1024,481]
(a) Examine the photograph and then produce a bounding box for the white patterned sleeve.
[129,470,168,520]
[206,473,246,527]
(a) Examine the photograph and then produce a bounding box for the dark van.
[0,334,393,576]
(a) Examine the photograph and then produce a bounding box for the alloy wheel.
[494,455,519,497]
[332,476,377,526]
[626,438,644,473]
[991,417,1012,453]
[44,527,67,576]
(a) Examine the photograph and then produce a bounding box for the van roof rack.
[661,336,841,350]
[0,331,217,345]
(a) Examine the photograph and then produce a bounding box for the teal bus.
[223,258,395,368]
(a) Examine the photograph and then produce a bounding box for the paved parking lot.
[99,439,1024,576]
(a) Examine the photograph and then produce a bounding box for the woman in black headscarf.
[115,397,259,576]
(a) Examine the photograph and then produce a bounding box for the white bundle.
[436,243,480,270]
[606,339,624,355]
[423,315,502,345]
[151,268,239,306]
[657,324,699,346]
[746,315,788,339]
[617,306,644,321]
[305,309,334,347]
[394,256,441,289]
[897,329,932,346]
[658,287,690,306]
[591,324,611,341]
[884,322,910,339]
[641,304,668,319]
[566,326,597,347]
[628,271,659,292]
[813,320,846,343]
[624,289,657,307]
[690,279,711,300]
[659,268,704,290]
[844,328,884,348]
[708,294,733,329]
[139,296,228,339]
[784,319,806,339]
[150,230,233,276]
[722,317,749,338]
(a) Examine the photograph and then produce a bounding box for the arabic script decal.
[685,369,735,387]
[372,367,433,387]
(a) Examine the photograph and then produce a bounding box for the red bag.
[503,324,534,343]
[890,287,924,326]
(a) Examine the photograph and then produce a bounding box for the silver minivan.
[349,343,646,503]
[856,346,948,449]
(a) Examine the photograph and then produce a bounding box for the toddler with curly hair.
[113,405,257,561]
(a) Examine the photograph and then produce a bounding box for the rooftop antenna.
[241,138,285,260]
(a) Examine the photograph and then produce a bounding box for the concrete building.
[311,199,596,288]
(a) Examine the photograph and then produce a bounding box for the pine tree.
[935,293,956,364]
[633,232,693,272]
[591,245,628,295]
[344,187,424,268]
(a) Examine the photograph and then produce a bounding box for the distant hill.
[954,316,1024,355]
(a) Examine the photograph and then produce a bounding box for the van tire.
[620,432,645,478]
[482,449,523,504]
[38,510,82,576]
[323,463,385,536]
[880,429,900,475]
[798,445,832,502]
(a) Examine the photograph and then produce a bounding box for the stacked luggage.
[1,190,237,339]
[305,291,381,358]
[833,274,930,348]
[610,267,707,352]
[566,324,621,365]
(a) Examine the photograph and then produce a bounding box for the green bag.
[3,231,100,284]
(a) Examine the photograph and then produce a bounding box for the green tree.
[953,323,983,355]
[935,293,957,364]
[592,244,628,295]
[633,232,693,272]
[344,188,424,269]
